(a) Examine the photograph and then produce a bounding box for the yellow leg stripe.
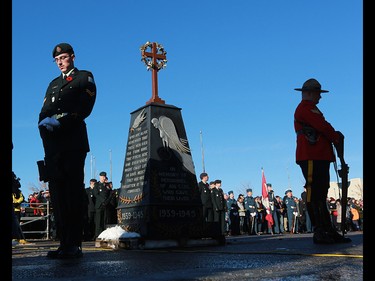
[306,160,313,202]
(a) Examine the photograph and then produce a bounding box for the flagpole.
[200,130,205,173]
[286,164,291,189]
[109,149,112,182]
[90,153,93,179]
[93,156,96,179]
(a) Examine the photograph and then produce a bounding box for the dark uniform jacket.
[38,67,96,155]
[268,191,277,212]
[104,188,119,225]
[93,182,111,210]
[85,187,96,212]
[284,196,297,213]
[198,181,212,208]
[244,196,256,214]
[211,188,227,212]
[226,198,236,211]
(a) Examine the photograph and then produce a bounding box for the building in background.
[328,178,363,200]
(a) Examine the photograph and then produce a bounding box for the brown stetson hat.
[294,78,329,93]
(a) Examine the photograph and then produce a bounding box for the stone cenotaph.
[117,42,213,244]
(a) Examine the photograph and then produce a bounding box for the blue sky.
[12,1,363,199]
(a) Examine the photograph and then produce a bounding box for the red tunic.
[294,100,341,162]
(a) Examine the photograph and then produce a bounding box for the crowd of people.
[197,172,363,238]
[13,171,363,244]
[83,171,120,241]
[12,170,120,243]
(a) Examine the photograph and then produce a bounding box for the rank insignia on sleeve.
[86,89,95,96]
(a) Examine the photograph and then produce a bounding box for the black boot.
[312,201,352,244]
[313,229,335,244]
[327,230,352,243]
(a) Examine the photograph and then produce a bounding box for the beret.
[52,42,74,58]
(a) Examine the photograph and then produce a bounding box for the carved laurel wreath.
[140,41,167,71]
[119,193,145,204]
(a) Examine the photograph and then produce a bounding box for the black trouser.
[203,206,214,222]
[297,160,334,232]
[95,207,105,237]
[88,211,96,237]
[213,209,226,235]
[46,150,86,249]
[83,209,96,240]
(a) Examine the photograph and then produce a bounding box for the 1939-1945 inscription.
[117,104,204,239]
[117,42,211,240]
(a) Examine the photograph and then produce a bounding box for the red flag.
[261,168,274,226]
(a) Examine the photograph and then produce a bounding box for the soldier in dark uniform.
[255,196,266,234]
[83,179,97,241]
[284,190,297,233]
[226,190,236,234]
[244,188,257,235]
[38,43,96,258]
[104,182,118,225]
[210,179,227,237]
[228,192,240,236]
[275,195,286,233]
[267,184,280,234]
[198,172,213,222]
[93,172,111,238]
[294,78,351,244]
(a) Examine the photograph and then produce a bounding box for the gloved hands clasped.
[38,117,60,132]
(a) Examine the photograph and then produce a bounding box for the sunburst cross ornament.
[140,41,168,105]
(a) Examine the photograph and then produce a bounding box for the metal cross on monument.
[140,41,168,105]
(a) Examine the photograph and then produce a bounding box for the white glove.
[44,124,53,132]
[251,212,256,217]
[293,212,298,216]
[48,117,60,127]
[38,117,60,131]
[38,117,51,127]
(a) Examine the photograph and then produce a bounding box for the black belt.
[52,113,68,119]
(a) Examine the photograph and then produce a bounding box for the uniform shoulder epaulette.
[51,76,60,82]
[79,70,93,75]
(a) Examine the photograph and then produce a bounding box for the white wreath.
[140,41,168,71]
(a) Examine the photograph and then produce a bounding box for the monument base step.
[95,236,225,250]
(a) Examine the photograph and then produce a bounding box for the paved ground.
[11,231,364,281]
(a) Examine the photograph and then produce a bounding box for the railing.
[19,201,53,240]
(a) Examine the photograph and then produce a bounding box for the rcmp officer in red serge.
[294,78,350,244]
[38,43,96,258]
